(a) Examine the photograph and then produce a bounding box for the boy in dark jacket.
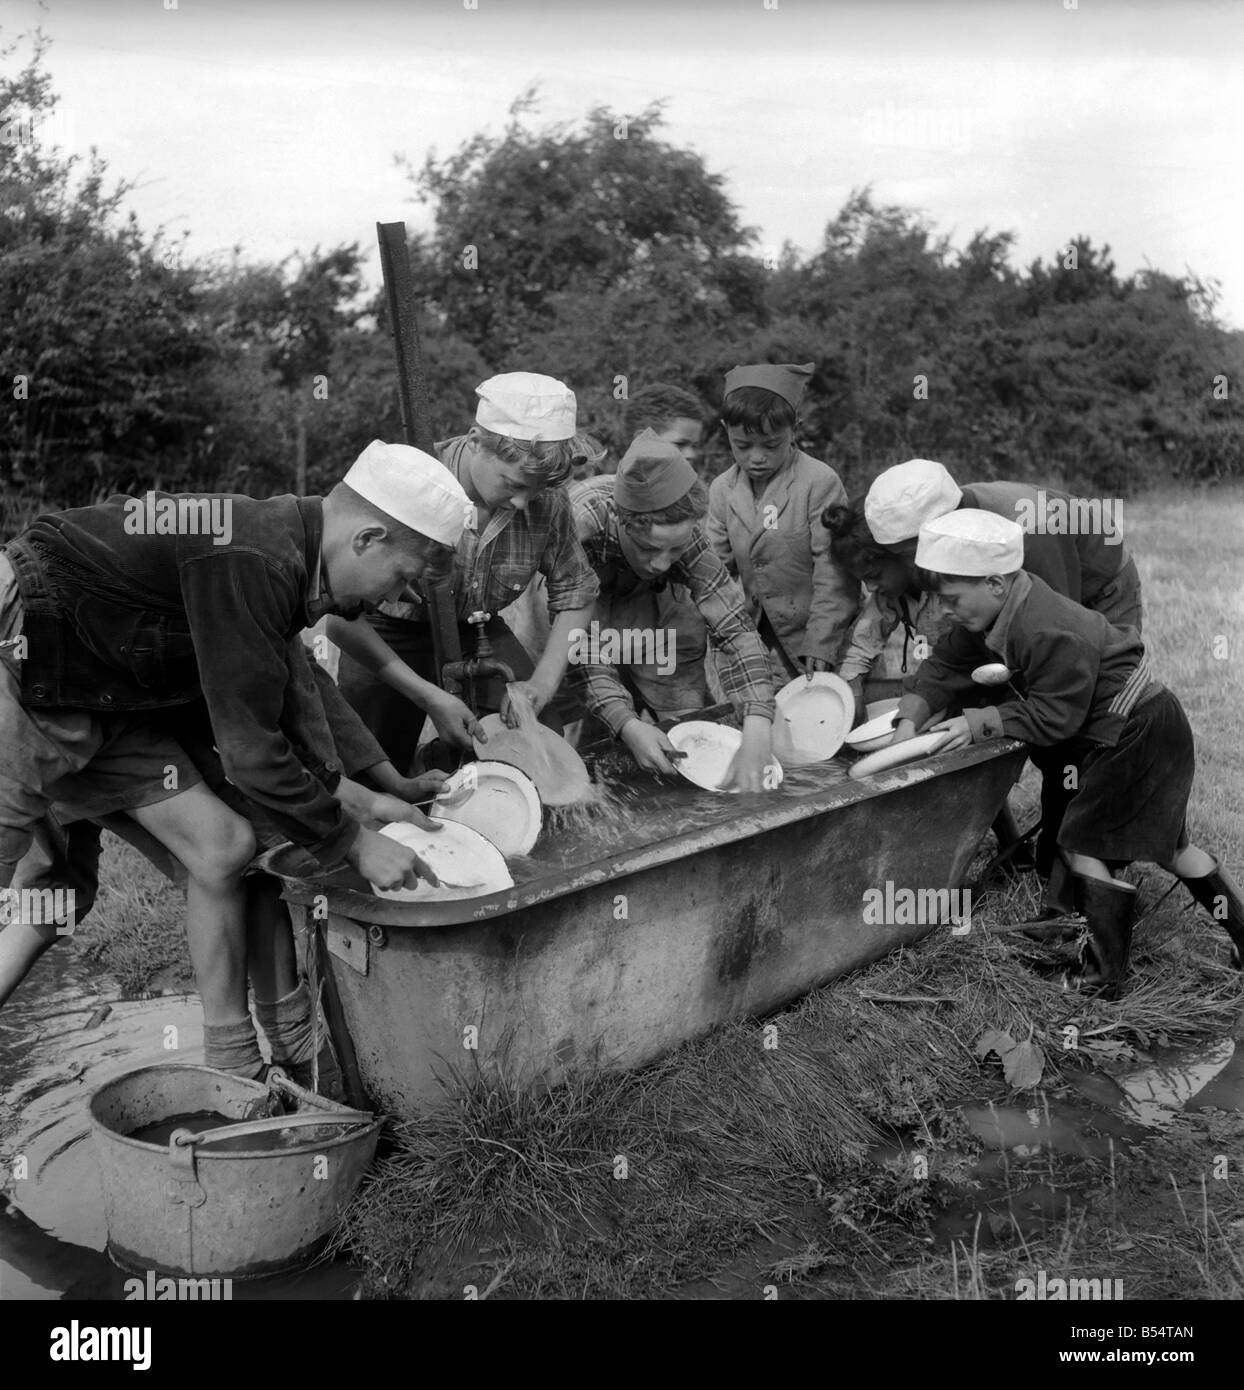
[0,441,470,1079]
[892,509,1242,996]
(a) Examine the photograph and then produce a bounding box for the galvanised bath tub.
[265,738,1027,1115]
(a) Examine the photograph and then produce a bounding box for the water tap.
[441,610,516,695]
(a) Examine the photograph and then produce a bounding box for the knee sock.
[203,1014,265,1079]
[254,982,317,1065]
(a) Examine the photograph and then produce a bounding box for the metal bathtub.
[267,739,1027,1116]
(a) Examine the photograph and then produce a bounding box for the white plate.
[370,819,514,901]
[667,720,783,794]
[847,730,954,780]
[844,707,901,752]
[472,714,592,806]
[432,761,542,857]
[773,673,853,765]
[865,697,901,721]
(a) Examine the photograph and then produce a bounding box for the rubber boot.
[1180,858,1244,968]
[1041,852,1076,917]
[990,803,1037,874]
[1062,873,1136,1000]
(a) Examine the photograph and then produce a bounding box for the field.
[70,483,1244,1300]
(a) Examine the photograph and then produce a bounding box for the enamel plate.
[472,714,592,806]
[432,760,543,857]
[865,697,901,721]
[844,706,901,753]
[667,720,783,794]
[773,673,854,765]
[370,819,514,902]
[847,730,955,780]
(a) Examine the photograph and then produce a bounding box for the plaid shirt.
[571,476,775,735]
[379,435,599,623]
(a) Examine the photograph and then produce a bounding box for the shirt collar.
[984,568,1032,656]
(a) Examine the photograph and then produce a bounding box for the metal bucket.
[88,1064,381,1278]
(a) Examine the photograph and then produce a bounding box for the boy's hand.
[346,827,439,891]
[891,718,918,745]
[426,691,485,751]
[798,655,830,679]
[927,716,972,751]
[501,679,552,726]
[719,745,777,793]
[365,792,444,831]
[383,770,450,804]
[719,717,779,793]
[621,719,686,776]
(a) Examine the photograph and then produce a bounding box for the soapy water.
[503,684,557,787]
[502,742,854,885]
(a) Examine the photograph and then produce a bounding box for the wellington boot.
[1061,873,1136,1000]
[1180,858,1244,969]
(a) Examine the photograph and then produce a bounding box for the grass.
[64,481,1244,1299]
[75,835,194,998]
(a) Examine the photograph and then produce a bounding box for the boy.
[866,458,1145,878]
[623,383,707,472]
[569,430,776,787]
[331,372,599,773]
[865,458,1143,631]
[0,441,470,1081]
[706,362,858,682]
[824,498,954,714]
[893,509,1243,996]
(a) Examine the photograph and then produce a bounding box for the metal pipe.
[376,221,434,455]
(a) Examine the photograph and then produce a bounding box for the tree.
[404,93,759,364]
[0,28,209,503]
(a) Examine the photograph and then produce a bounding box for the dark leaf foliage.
[2,41,1240,526]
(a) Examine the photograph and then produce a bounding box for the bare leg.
[0,907,59,1009]
[1160,845,1217,878]
[127,785,255,1026]
[0,819,98,1008]
[1065,852,1131,884]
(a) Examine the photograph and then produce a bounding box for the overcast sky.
[5,0,1243,326]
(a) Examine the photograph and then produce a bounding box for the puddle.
[0,949,360,1301]
[1112,1039,1237,1129]
[872,1030,1243,1254]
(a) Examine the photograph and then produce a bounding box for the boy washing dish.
[330,372,599,774]
[0,441,470,1083]
[568,430,776,788]
[864,458,1145,884]
[894,509,1242,997]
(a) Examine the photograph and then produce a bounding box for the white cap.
[475,372,577,442]
[343,440,471,547]
[865,458,963,545]
[916,509,1024,576]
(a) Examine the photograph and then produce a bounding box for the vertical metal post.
[374,222,462,706]
[376,221,435,455]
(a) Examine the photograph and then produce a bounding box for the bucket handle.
[172,1111,374,1150]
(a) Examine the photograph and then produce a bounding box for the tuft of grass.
[76,834,193,996]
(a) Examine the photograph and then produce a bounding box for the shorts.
[1057,685,1194,864]
[0,554,204,877]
